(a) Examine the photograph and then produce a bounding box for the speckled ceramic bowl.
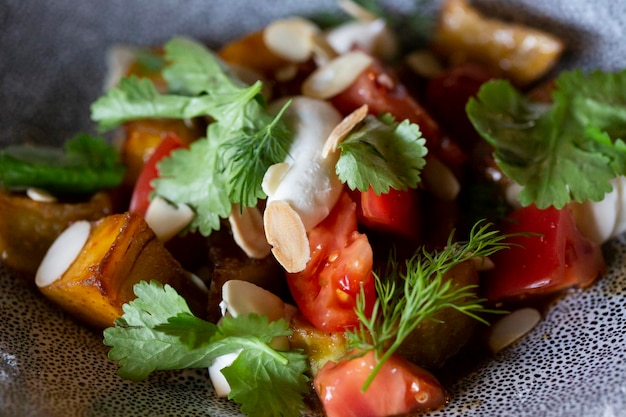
[2,1,626,416]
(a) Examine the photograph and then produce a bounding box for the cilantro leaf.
[103,281,213,381]
[153,139,231,235]
[91,37,291,234]
[336,114,427,194]
[104,281,310,417]
[467,70,626,209]
[0,133,125,194]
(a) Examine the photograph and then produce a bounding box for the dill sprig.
[345,220,511,391]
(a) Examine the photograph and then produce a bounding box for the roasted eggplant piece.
[0,189,113,277]
[36,211,206,329]
[396,260,482,369]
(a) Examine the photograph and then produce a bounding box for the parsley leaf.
[466,69,626,209]
[346,220,508,391]
[0,133,125,194]
[336,114,427,194]
[103,281,310,417]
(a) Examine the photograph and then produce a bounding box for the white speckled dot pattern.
[1,1,626,416]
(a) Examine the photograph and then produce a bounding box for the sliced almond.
[322,104,369,158]
[488,308,541,354]
[264,200,309,273]
[421,156,460,201]
[35,221,91,288]
[220,279,285,322]
[261,162,290,197]
[228,204,271,259]
[325,18,398,61]
[263,17,320,63]
[26,187,57,203]
[338,0,378,22]
[144,196,194,242]
[302,51,373,99]
[405,49,444,79]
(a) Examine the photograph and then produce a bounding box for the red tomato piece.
[286,192,375,332]
[314,350,447,417]
[128,133,185,216]
[425,62,494,151]
[482,204,606,301]
[330,56,466,173]
[359,187,420,241]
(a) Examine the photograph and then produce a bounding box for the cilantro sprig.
[0,133,125,194]
[103,281,309,417]
[91,37,291,235]
[467,69,626,209]
[336,114,427,194]
[346,221,509,391]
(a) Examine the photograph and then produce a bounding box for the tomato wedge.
[358,187,421,241]
[129,133,185,216]
[482,204,606,302]
[314,350,447,417]
[286,192,375,332]
[330,55,466,173]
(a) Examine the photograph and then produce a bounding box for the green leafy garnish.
[346,221,509,391]
[91,37,291,234]
[0,133,125,194]
[466,69,626,209]
[103,281,309,417]
[336,114,427,194]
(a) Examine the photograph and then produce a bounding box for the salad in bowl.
[1,0,626,416]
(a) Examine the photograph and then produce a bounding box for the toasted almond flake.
[488,307,541,354]
[261,162,290,197]
[338,0,378,22]
[263,17,320,63]
[228,204,271,259]
[302,51,373,99]
[322,104,369,158]
[144,196,194,242]
[26,187,57,203]
[274,64,298,82]
[263,200,310,273]
[221,280,285,322]
[421,156,461,201]
[310,33,340,65]
[103,45,138,91]
[325,18,397,60]
[405,49,445,79]
[36,221,91,288]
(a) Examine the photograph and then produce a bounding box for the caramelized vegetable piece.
[288,313,348,376]
[121,118,203,187]
[396,260,481,369]
[36,212,206,329]
[0,190,113,276]
[218,31,291,77]
[432,0,564,86]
